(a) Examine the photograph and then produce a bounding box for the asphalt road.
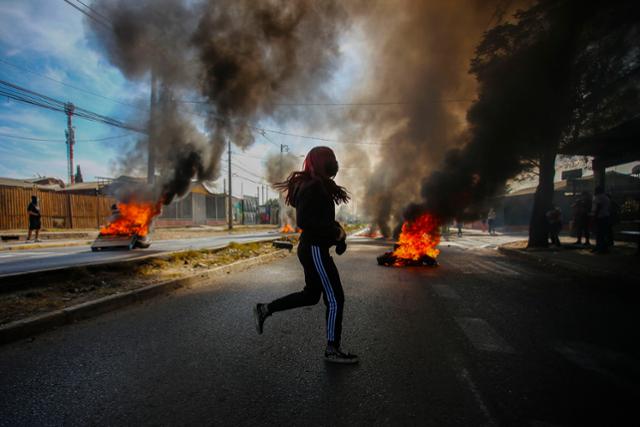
[0,231,279,278]
[0,236,637,426]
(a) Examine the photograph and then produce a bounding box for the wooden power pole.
[227,139,233,230]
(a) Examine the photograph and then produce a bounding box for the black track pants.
[268,241,344,346]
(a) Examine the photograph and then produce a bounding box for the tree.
[75,165,84,183]
[469,0,639,247]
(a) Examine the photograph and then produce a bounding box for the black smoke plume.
[344,0,504,236]
[87,0,348,203]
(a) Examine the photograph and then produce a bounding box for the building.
[157,182,227,227]
[60,181,104,196]
[0,176,65,191]
[0,175,276,230]
[494,171,640,231]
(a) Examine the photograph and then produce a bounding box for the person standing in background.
[592,186,611,254]
[27,195,41,242]
[572,192,591,245]
[546,206,563,247]
[487,208,497,235]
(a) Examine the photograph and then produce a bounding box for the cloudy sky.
[0,0,365,199]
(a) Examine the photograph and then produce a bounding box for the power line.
[231,151,266,160]
[62,0,112,29]
[207,114,385,146]
[231,161,268,182]
[0,76,338,150]
[0,78,147,134]
[1,58,386,146]
[232,172,264,186]
[0,58,143,111]
[1,60,381,146]
[0,132,135,143]
[74,0,111,23]
[257,130,281,149]
[180,99,474,107]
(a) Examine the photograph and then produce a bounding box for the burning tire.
[376,213,441,267]
[377,251,438,267]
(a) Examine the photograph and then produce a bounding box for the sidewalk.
[499,236,638,280]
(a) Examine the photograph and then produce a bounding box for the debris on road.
[273,240,294,251]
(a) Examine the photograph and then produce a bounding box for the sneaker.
[324,347,359,364]
[253,303,269,334]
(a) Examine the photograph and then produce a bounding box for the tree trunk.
[527,149,556,247]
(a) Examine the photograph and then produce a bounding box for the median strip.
[0,240,294,345]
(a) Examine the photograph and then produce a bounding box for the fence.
[0,186,114,230]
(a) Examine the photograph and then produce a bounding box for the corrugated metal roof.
[61,182,101,191]
[0,177,64,190]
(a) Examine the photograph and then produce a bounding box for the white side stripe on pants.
[311,245,337,342]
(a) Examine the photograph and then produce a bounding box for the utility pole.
[64,102,75,185]
[227,139,233,230]
[262,184,265,205]
[147,71,158,184]
[279,144,289,226]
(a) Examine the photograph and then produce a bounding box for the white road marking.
[455,317,516,353]
[529,420,565,427]
[456,366,497,427]
[492,260,526,275]
[465,260,521,277]
[432,284,460,300]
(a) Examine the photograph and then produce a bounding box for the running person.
[253,146,357,364]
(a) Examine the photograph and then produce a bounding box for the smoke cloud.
[343,0,528,236]
[264,151,300,226]
[88,0,348,203]
[339,0,494,235]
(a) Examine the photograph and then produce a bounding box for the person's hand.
[336,240,347,255]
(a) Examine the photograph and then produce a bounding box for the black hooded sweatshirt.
[295,179,341,247]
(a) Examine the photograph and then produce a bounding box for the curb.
[0,240,93,252]
[0,237,281,285]
[0,248,289,346]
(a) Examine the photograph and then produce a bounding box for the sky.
[0,0,365,199]
[1,0,635,203]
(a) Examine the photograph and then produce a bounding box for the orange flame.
[100,201,162,237]
[280,223,295,233]
[392,213,441,264]
[361,227,383,238]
